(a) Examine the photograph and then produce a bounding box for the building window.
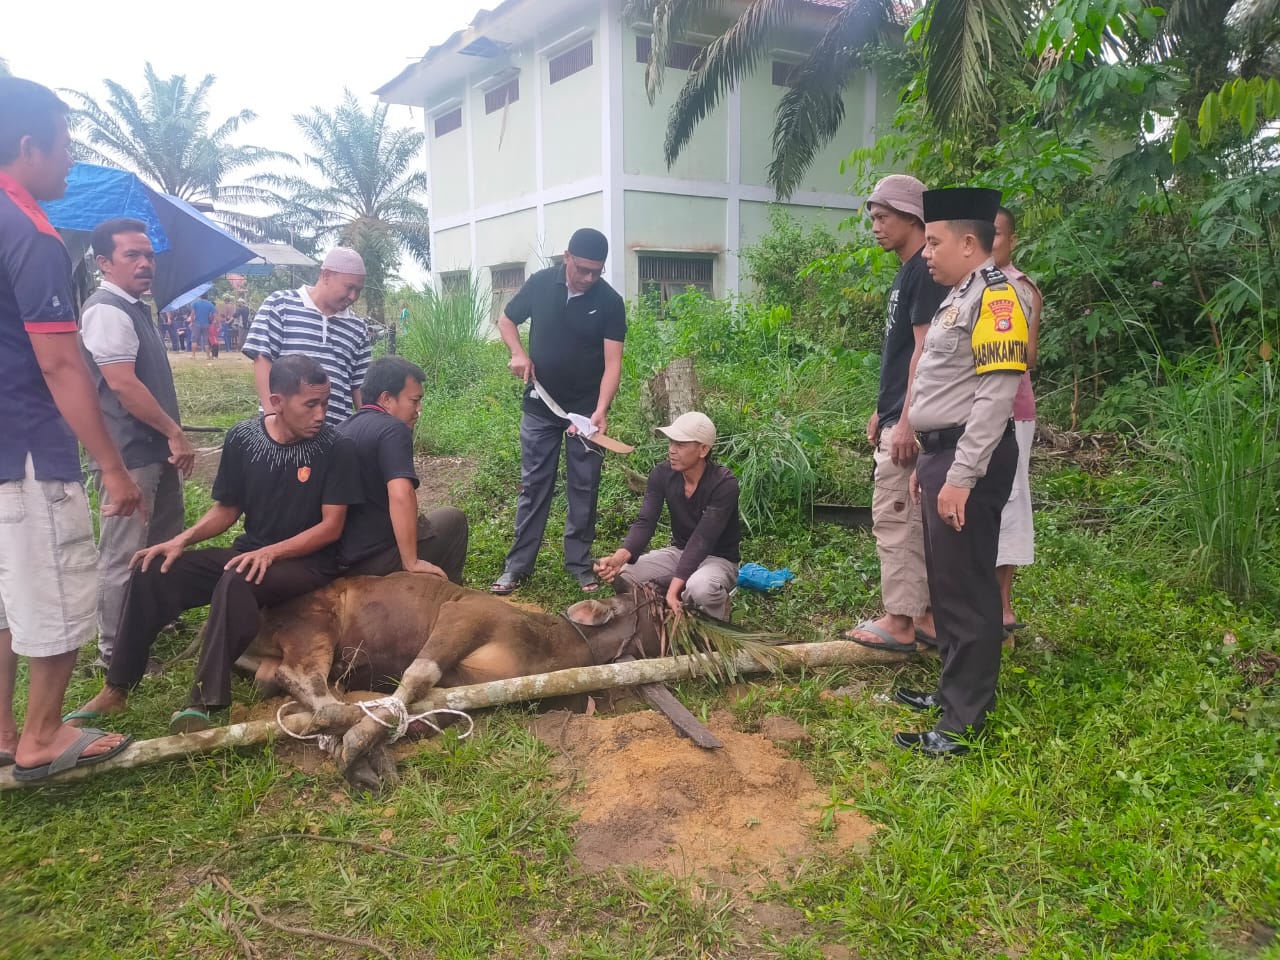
[635,35,705,71]
[484,77,519,114]
[772,60,800,87]
[440,270,470,295]
[433,108,462,138]
[549,40,593,84]
[490,265,526,323]
[638,253,714,301]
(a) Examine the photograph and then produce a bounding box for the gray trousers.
[624,545,738,620]
[94,461,185,659]
[504,410,604,579]
[342,507,469,584]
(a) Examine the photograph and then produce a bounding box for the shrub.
[397,278,489,389]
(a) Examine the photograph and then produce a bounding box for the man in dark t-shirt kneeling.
[337,356,468,583]
[593,412,740,620]
[71,355,362,732]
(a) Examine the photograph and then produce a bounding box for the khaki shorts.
[0,454,98,657]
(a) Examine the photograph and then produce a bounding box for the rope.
[275,698,474,751]
[354,696,475,743]
[275,701,337,754]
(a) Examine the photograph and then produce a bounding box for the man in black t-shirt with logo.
[337,356,468,582]
[71,355,362,732]
[491,227,627,595]
[841,175,950,654]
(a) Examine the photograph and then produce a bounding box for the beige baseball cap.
[657,411,716,446]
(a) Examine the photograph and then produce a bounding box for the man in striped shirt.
[242,247,372,428]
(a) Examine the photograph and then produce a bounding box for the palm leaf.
[922,0,1029,128]
[767,0,896,197]
[665,610,789,683]
[663,0,798,167]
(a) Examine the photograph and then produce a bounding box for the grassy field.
[1,329,1277,960]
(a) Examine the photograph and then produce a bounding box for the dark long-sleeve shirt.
[622,462,741,581]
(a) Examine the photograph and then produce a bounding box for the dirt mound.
[529,708,874,884]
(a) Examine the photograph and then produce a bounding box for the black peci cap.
[567,227,609,261]
[922,187,1002,224]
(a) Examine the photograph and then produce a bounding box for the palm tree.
[62,63,284,205]
[628,0,1031,197]
[240,91,430,321]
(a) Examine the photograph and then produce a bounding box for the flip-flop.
[11,728,134,782]
[914,627,938,648]
[169,708,214,734]
[61,708,107,725]
[490,573,524,596]
[578,578,601,594]
[840,621,919,653]
[0,750,14,768]
[1004,622,1027,634]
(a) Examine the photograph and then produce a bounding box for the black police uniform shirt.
[875,249,949,431]
[211,416,362,568]
[503,264,627,418]
[335,406,419,565]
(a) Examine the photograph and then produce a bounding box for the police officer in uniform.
[892,187,1030,757]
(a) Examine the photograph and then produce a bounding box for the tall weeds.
[397,279,489,388]
[1139,343,1278,601]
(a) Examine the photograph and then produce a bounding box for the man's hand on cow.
[508,353,534,384]
[888,418,919,467]
[405,558,448,580]
[593,548,630,583]
[226,546,278,584]
[131,537,184,574]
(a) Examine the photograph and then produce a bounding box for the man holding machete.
[492,227,627,595]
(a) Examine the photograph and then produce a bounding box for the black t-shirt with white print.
[876,249,949,430]
[211,416,363,566]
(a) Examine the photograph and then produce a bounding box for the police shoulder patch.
[971,285,1029,375]
[980,266,1009,287]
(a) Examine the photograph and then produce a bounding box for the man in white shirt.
[80,218,194,668]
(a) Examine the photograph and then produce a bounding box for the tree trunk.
[0,641,913,791]
[642,357,699,424]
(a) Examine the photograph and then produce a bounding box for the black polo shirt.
[503,265,626,417]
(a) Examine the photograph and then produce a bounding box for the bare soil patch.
[527,708,875,886]
[413,454,475,512]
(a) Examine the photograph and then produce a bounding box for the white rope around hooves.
[274,698,474,752]
[355,696,475,743]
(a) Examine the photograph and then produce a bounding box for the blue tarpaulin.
[41,164,255,313]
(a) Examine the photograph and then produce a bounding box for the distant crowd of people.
[157,291,252,358]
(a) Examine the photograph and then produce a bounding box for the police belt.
[916,419,1014,454]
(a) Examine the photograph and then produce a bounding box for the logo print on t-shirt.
[297,466,312,483]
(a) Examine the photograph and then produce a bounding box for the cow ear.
[566,599,616,626]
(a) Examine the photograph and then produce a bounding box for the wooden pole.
[0,640,913,791]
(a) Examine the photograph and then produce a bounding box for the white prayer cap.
[321,247,366,276]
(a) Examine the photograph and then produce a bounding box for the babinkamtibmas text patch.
[971,283,1029,375]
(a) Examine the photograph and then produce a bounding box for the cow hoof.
[342,747,399,795]
[313,702,351,731]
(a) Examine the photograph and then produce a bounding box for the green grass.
[2,308,1277,959]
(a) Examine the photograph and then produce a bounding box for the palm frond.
[666,611,789,683]
[628,0,730,103]
[663,0,797,166]
[767,0,895,198]
[922,0,1029,128]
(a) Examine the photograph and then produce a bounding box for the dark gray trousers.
[504,410,605,580]
[342,507,469,584]
[917,432,1018,734]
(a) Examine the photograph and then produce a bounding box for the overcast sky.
[6,0,489,282]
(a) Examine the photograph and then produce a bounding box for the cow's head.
[564,575,666,662]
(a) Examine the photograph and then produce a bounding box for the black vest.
[81,286,181,469]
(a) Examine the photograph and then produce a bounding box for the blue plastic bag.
[737,562,795,593]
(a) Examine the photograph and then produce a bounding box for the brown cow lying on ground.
[243,572,667,791]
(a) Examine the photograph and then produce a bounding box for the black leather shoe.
[893,688,940,711]
[892,729,970,757]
